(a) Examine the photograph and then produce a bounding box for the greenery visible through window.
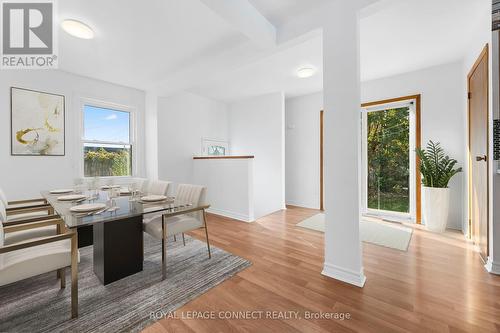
[367,107,410,213]
[83,105,132,177]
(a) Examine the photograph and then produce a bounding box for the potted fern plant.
[416,141,462,232]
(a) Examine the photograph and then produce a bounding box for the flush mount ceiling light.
[61,19,94,39]
[296,67,316,78]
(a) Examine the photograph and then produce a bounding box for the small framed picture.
[201,138,229,156]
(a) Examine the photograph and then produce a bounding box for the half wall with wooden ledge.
[193,156,255,222]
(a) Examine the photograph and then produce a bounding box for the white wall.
[285,61,466,230]
[229,92,285,219]
[157,91,285,220]
[0,70,145,201]
[285,92,322,209]
[145,91,159,180]
[193,158,254,222]
[157,92,228,190]
[491,31,500,274]
[362,61,466,230]
[462,0,492,238]
[457,0,498,274]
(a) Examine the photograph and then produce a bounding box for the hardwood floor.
[142,206,500,333]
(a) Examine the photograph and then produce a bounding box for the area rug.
[0,235,251,333]
[296,213,413,251]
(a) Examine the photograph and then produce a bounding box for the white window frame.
[78,98,137,179]
[360,98,417,223]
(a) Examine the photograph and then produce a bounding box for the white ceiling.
[55,0,489,102]
[247,0,331,27]
[191,0,489,102]
[360,0,489,81]
[58,0,247,90]
[190,34,323,102]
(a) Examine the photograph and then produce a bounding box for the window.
[83,104,133,177]
[360,98,417,222]
[366,106,410,213]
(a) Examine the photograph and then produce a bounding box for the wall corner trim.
[321,262,366,287]
[485,257,500,275]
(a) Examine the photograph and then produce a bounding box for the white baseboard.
[485,257,500,275]
[285,200,320,210]
[321,262,366,287]
[446,225,463,232]
[207,208,254,223]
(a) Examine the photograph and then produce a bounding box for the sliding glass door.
[361,99,416,222]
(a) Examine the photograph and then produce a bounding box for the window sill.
[193,156,254,160]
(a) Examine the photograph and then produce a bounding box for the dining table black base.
[77,225,93,248]
[93,216,144,285]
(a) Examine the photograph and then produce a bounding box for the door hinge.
[468,92,472,100]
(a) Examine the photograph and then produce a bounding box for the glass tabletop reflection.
[41,189,201,229]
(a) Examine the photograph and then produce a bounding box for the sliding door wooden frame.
[467,44,489,255]
[361,94,422,223]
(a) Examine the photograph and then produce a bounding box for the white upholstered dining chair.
[0,187,48,209]
[0,187,55,222]
[143,184,210,278]
[133,178,150,193]
[0,190,58,246]
[0,212,79,318]
[147,180,172,196]
[0,200,58,245]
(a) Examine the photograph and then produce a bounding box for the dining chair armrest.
[2,214,60,226]
[6,204,53,216]
[4,218,65,234]
[8,198,47,206]
[0,230,76,255]
[6,202,50,212]
[162,205,210,218]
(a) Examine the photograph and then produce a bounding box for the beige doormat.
[296,213,413,251]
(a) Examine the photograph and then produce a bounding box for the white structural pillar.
[145,91,159,180]
[321,4,366,287]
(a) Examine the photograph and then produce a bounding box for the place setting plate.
[139,195,171,203]
[50,189,74,194]
[70,203,108,216]
[119,188,132,195]
[57,194,88,201]
[101,185,121,190]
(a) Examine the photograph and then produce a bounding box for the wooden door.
[468,45,489,261]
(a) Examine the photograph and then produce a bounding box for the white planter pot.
[422,187,450,233]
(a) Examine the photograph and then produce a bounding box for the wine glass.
[105,178,115,187]
[128,182,138,201]
[108,187,120,212]
[73,178,84,194]
[90,177,99,190]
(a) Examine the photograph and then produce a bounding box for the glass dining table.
[41,189,209,285]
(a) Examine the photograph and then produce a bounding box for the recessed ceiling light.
[296,67,316,78]
[61,19,94,39]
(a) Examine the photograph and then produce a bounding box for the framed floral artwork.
[11,87,65,156]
